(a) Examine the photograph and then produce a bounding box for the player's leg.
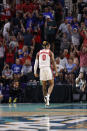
[45,79,54,106]
[40,67,48,103]
[42,80,48,105]
[42,81,47,97]
[48,79,54,96]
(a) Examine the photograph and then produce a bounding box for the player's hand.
[55,72,58,77]
[34,73,39,77]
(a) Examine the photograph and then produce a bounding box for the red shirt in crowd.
[22,2,39,13]
[18,41,24,50]
[5,50,15,65]
[34,35,41,44]
[16,4,23,11]
[33,29,41,44]
[80,30,87,46]
[78,51,87,67]
[20,55,32,65]
[5,52,15,64]
[5,45,15,64]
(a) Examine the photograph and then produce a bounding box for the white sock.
[47,94,50,98]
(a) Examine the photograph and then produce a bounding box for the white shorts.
[40,67,53,81]
[80,67,87,74]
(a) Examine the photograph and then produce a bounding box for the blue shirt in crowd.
[66,63,76,73]
[12,64,22,74]
[43,12,53,19]
[65,16,73,24]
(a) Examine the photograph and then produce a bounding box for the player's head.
[42,41,50,49]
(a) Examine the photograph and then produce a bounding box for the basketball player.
[34,41,58,106]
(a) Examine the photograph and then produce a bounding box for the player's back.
[39,49,51,68]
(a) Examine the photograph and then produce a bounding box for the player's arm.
[34,53,39,77]
[50,51,58,76]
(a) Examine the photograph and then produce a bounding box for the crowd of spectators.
[0,0,87,103]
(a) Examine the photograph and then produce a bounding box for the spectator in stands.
[80,22,87,46]
[23,27,34,48]
[80,21,86,29]
[12,58,22,78]
[22,0,37,13]
[21,59,32,75]
[4,1,11,19]
[72,0,77,14]
[5,47,15,68]
[43,7,54,20]
[54,2,63,26]
[26,12,33,29]
[73,52,80,77]
[63,49,69,60]
[60,32,70,51]
[44,16,57,51]
[65,58,77,85]
[12,12,21,27]
[55,57,64,84]
[37,14,44,41]
[78,0,86,22]
[71,17,79,29]
[75,45,87,74]
[0,41,5,76]
[9,35,18,49]
[66,24,72,42]
[80,21,86,33]
[56,57,64,73]
[72,28,80,49]
[65,58,77,73]
[18,49,23,60]
[20,45,34,65]
[16,0,24,12]
[9,80,21,103]
[22,45,29,54]
[75,72,86,102]
[17,32,24,49]
[3,19,11,43]
[58,19,68,33]
[2,64,13,85]
[83,7,87,27]
[59,51,68,68]
[65,13,73,24]
[33,26,42,58]
[21,59,33,82]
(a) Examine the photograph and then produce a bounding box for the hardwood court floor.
[0,103,87,130]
